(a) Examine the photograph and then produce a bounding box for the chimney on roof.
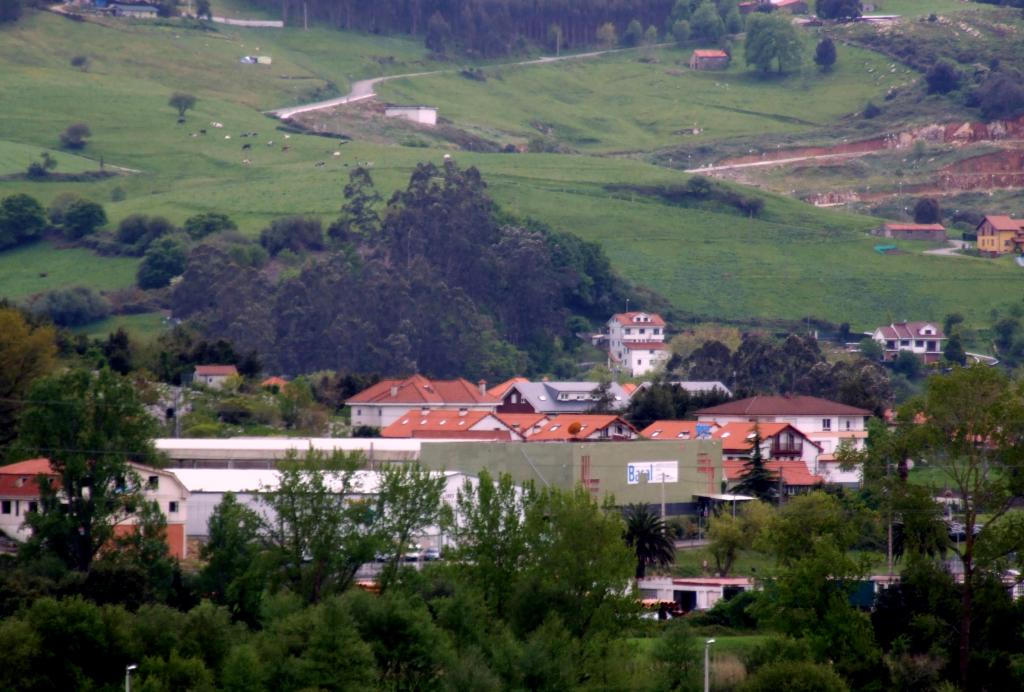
[390,384,399,397]
[478,379,487,396]
[421,407,430,416]
[459,408,468,417]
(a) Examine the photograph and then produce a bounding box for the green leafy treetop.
[623,503,675,579]
[732,427,778,503]
[13,369,161,572]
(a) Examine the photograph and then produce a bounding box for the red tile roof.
[381,409,505,438]
[347,375,499,406]
[611,312,666,327]
[261,376,289,388]
[979,215,1024,232]
[0,459,58,498]
[640,420,719,440]
[723,459,823,487]
[622,341,669,351]
[411,429,512,440]
[488,377,529,399]
[692,49,729,58]
[882,223,946,232]
[529,414,637,441]
[621,383,639,396]
[495,413,549,434]
[195,365,238,377]
[874,321,944,341]
[697,395,871,417]
[714,422,819,452]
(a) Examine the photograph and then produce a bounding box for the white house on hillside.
[871,322,946,364]
[607,312,669,376]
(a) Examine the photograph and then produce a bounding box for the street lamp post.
[125,664,137,692]
[704,639,716,692]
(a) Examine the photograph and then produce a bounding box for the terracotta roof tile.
[528,414,637,441]
[693,49,729,58]
[723,459,823,486]
[697,395,871,417]
[347,375,499,406]
[610,312,666,327]
[381,409,505,438]
[640,420,718,440]
[195,365,239,377]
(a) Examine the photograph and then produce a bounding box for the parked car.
[423,548,441,561]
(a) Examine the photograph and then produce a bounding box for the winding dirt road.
[268,46,656,120]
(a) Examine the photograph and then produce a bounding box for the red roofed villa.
[347,375,499,428]
[714,422,821,465]
[722,458,823,496]
[640,420,719,441]
[870,321,945,364]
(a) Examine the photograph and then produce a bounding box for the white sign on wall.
[626,460,679,485]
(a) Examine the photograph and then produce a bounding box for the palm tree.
[623,503,675,579]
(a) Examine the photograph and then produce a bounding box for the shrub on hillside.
[259,216,325,256]
[117,214,176,254]
[0,193,47,250]
[59,123,91,150]
[137,236,188,289]
[913,197,941,224]
[30,286,111,327]
[739,660,848,692]
[61,199,107,239]
[184,212,236,239]
[926,59,961,95]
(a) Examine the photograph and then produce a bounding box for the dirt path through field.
[267,45,663,120]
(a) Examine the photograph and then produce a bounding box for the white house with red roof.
[0,459,190,559]
[381,409,523,441]
[346,375,499,428]
[871,321,945,364]
[529,414,638,442]
[696,395,871,484]
[193,364,238,389]
[607,312,669,376]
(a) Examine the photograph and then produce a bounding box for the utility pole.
[703,639,715,692]
[660,470,666,519]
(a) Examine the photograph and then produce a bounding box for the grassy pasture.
[0,242,140,299]
[73,311,168,340]
[376,39,904,154]
[0,140,102,175]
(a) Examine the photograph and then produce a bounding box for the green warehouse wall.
[418,441,722,511]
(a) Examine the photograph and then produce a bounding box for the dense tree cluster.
[668,332,894,414]
[243,0,688,56]
[0,193,47,251]
[173,162,634,378]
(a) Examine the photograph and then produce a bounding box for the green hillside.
[0,6,1017,336]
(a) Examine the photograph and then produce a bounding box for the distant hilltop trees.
[254,0,695,57]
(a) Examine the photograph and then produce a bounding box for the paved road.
[268,45,656,120]
[685,150,873,174]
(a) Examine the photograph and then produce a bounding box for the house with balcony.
[977,215,1024,255]
[607,312,669,376]
[871,321,946,364]
[713,421,821,465]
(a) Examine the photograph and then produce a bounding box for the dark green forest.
[173,162,642,378]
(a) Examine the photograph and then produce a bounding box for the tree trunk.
[959,534,975,688]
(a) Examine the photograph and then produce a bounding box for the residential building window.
[927,341,937,351]
[1,500,10,514]
[886,340,896,349]
[915,340,924,348]
[169,501,179,513]
[639,328,646,335]
[845,419,852,431]
[900,340,910,347]
[28,501,38,513]
[147,475,159,490]
[637,360,642,366]
[822,418,832,431]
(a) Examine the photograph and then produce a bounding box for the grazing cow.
[242,143,252,150]
[284,134,291,139]
[242,159,252,166]
[332,151,341,157]
[212,122,223,128]
[314,161,325,167]
[281,145,290,151]
[225,135,231,139]
[190,132,198,138]
[199,129,207,135]
[266,141,273,146]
